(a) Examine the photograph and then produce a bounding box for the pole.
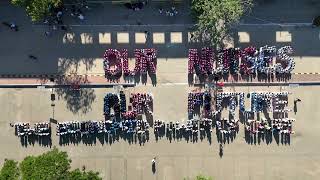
[51,88,55,122]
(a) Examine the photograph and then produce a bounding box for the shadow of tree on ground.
[55,75,96,114]
[58,57,95,74]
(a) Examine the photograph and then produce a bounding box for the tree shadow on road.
[58,57,95,75]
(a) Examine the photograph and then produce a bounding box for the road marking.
[2,72,320,79]
[32,24,195,27]
[32,22,313,28]
[161,82,188,86]
[289,84,299,88]
[239,23,312,27]
[137,82,188,86]
[293,72,320,75]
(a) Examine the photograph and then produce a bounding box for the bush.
[0,147,102,180]
[195,174,213,180]
[0,159,19,180]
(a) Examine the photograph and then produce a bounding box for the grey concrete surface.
[1,1,320,179]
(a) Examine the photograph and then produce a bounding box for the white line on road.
[32,23,314,28]
[239,23,312,27]
[137,82,188,86]
[32,24,195,27]
[161,82,188,86]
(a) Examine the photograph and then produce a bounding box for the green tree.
[0,147,102,180]
[184,174,214,180]
[68,169,102,180]
[195,174,213,180]
[20,147,71,180]
[68,169,84,180]
[0,159,19,180]
[11,0,61,22]
[11,0,28,6]
[191,0,253,49]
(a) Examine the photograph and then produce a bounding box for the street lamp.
[50,90,55,121]
[51,102,55,121]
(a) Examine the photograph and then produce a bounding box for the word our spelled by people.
[104,92,153,120]
[103,49,157,80]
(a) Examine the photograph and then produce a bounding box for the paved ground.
[241,0,320,24]
[0,86,319,180]
[1,1,320,180]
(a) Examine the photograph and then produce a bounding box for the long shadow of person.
[149,73,157,86]
[219,144,223,158]
[152,160,156,174]
[293,99,301,114]
[294,101,297,114]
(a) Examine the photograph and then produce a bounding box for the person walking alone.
[151,156,156,173]
[144,31,150,43]
[28,55,38,62]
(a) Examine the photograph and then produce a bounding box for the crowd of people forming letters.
[186,88,296,144]
[55,91,154,145]
[103,45,294,84]
[188,45,295,82]
[11,122,51,146]
[11,89,296,146]
[244,91,295,143]
[10,43,297,146]
[13,122,51,137]
[103,49,157,82]
[153,118,213,143]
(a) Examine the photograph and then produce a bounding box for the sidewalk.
[0,73,319,87]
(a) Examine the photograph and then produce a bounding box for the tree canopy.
[0,160,19,180]
[11,0,61,22]
[19,147,71,180]
[191,0,253,48]
[195,174,213,180]
[0,147,102,180]
[68,169,102,180]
